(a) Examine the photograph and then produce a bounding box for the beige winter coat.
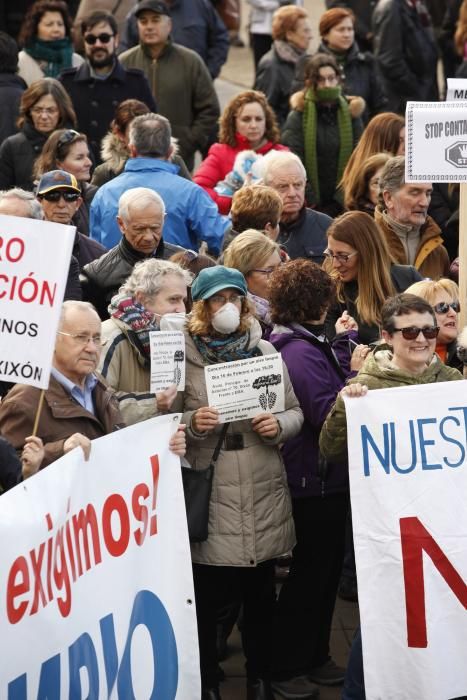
[174,331,303,567]
[17,50,83,86]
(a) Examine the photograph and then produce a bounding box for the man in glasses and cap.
[59,9,156,164]
[36,170,106,272]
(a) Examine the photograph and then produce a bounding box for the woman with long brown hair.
[323,210,422,344]
[343,151,391,214]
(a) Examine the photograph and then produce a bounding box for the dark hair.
[18,0,72,47]
[0,31,19,73]
[111,99,151,135]
[168,250,217,312]
[219,90,280,147]
[381,293,436,333]
[17,77,76,129]
[269,259,335,324]
[81,9,118,36]
[33,128,88,179]
[304,52,341,89]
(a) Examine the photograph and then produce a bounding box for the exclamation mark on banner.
[150,455,160,535]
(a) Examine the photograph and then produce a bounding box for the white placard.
[406,101,467,182]
[344,382,467,700]
[0,215,74,388]
[205,353,284,423]
[150,331,185,392]
[446,78,467,101]
[0,414,200,698]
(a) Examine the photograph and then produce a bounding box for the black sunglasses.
[57,129,80,150]
[39,190,80,202]
[433,300,460,314]
[84,32,114,45]
[392,326,439,340]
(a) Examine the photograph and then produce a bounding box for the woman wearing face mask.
[98,258,193,425]
[172,265,303,700]
[282,53,365,217]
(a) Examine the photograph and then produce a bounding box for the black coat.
[0,121,48,190]
[0,436,21,493]
[372,0,438,113]
[59,60,157,164]
[0,73,26,146]
[277,207,331,262]
[255,46,297,127]
[439,0,462,79]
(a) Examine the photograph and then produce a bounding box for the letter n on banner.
[400,517,467,648]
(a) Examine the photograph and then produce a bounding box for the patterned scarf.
[25,37,74,78]
[303,86,353,205]
[192,329,262,364]
[248,292,272,328]
[108,292,159,361]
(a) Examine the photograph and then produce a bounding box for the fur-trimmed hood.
[99,132,181,172]
[289,90,365,118]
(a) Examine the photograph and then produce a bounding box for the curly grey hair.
[119,259,193,300]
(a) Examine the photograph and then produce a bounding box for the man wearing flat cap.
[119,0,220,171]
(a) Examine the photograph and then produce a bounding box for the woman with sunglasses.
[0,77,76,191]
[224,230,282,338]
[34,128,95,235]
[323,211,422,345]
[405,279,462,370]
[319,292,463,700]
[17,0,83,85]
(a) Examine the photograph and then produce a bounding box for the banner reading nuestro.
[0,414,200,699]
[0,214,74,389]
[344,381,467,700]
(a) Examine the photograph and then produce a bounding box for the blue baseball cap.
[37,170,81,195]
[191,266,247,301]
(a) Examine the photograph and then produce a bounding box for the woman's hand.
[21,436,45,479]
[336,310,358,335]
[252,413,279,438]
[156,384,178,412]
[192,407,219,433]
[169,424,186,457]
[350,344,372,371]
[341,382,368,399]
[64,432,92,460]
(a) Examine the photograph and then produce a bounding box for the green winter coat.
[319,345,463,464]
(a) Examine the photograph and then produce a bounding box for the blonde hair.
[223,229,279,276]
[405,278,460,306]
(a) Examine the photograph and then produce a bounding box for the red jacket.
[193,134,288,214]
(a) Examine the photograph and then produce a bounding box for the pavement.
[206,4,359,698]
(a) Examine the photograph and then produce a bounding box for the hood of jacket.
[100,133,182,173]
[289,89,365,118]
[269,322,326,351]
[357,343,452,388]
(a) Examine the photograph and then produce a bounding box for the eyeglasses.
[250,265,282,276]
[31,106,59,116]
[323,250,358,264]
[39,190,80,202]
[392,326,439,340]
[84,32,114,45]
[57,129,81,150]
[58,331,102,346]
[209,294,244,305]
[433,301,460,314]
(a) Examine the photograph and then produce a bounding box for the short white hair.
[119,258,193,299]
[0,188,44,220]
[261,151,306,184]
[59,301,99,328]
[118,187,166,222]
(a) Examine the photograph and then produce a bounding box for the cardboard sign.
[0,414,200,698]
[0,215,74,389]
[344,382,467,700]
[205,353,284,423]
[150,331,186,392]
[446,78,467,101]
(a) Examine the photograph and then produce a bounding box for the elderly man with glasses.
[0,301,185,470]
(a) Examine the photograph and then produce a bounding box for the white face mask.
[159,312,186,331]
[211,303,240,334]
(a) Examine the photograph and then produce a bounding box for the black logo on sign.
[445,141,467,168]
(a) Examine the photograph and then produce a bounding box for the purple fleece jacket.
[269,324,357,498]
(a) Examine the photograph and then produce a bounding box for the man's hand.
[21,436,45,479]
[156,384,178,412]
[251,413,279,438]
[192,407,219,433]
[64,433,92,460]
[169,424,186,457]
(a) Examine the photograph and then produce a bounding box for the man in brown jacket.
[0,300,185,468]
[375,155,450,280]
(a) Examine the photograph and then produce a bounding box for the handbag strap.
[211,423,230,466]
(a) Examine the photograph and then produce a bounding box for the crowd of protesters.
[0,1,466,699]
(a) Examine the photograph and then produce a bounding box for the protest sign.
[205,353,284,423]
[344,382,467,700]
[150,331,186,392]
[0,215,74,389]
[0,414,200,699]
[446,78,467,101]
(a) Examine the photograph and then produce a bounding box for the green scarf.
[25,37,73,78]
[302,86,353,205]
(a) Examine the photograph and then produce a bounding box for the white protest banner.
[446,78,467,101]
[0,215,74,389]
[406,101,467,182]
[344,382,467,700]
[0,414,200,699]
[150,330,185,392]
[205,353,284,423]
